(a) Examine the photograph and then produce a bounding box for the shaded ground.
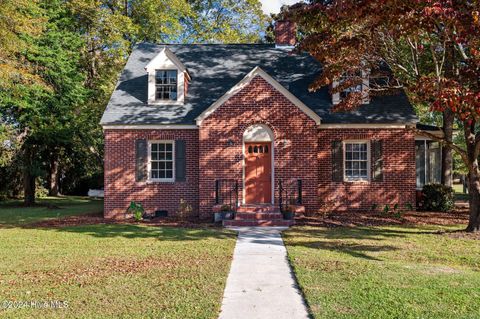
[296,210,469,227]
[0,196,103,226]
[31,212,218,229]
[0,196,236,319]
[284,225,480,319]
[296,204,480,240]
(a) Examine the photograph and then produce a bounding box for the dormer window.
[332,69,370,105]
[340,71,363,98]
[145,47,190,105]
[155,70,178,101]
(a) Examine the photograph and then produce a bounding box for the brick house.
[101,21,441,225]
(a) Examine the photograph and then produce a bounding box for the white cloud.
[259,0,302,15]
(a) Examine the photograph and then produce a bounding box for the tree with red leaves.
[290,0,480,231]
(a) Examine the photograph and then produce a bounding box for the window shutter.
[175,140,186,182]
[332,140,344,182]
[135,139,148,182]
[372,140,383,182]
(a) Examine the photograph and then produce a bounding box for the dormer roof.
[144,47,191,80]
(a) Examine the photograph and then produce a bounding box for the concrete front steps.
[223,205,294,227]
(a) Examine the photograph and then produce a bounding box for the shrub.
[383,204,390,214]
[127,201,144,221]
[422,184,454,212]
[177,199,193,218]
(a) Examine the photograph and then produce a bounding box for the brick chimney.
[275,20,296,47]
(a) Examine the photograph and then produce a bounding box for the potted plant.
[282,205,295,220]
[220,204,235,220]
[214,204,235,222]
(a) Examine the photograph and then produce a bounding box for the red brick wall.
[103,80,416,219]
[275,20,296,46]
[318,129,416,211]
[198,76,319,218]
[104,129,199,219]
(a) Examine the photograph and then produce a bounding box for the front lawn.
[0,196,103,226]
[284,225,480,319]
[0,197,236,318]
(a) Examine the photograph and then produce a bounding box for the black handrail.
[215,179,239,212]
[278,179,303,213]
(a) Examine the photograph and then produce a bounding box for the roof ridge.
[137,42,275,46]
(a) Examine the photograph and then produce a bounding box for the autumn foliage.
[290,0,480,231]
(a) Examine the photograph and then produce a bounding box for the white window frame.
[147,140,175,182]
[343,140,371,182]
[154,69,178,102]
[145,48,188,106]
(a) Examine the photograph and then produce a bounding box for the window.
[332,69,370,105]
[155,70,177,101]
[149,141,174,181]
[344,142,369,181]
[415,140,441,189]
[340,71,363,98]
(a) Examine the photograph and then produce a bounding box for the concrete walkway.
[219,227,309,319]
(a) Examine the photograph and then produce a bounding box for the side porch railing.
[278,179,303,213]
[215,179,239,212]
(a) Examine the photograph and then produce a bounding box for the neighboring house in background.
[100,20,442,224]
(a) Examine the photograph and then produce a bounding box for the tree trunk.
[465,121,480,232]
[442,42,455,187]
[441,109,454,187]
[466,171,480,232]
[23,147,35,206]
[48,155,60,196]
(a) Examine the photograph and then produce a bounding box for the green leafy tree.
[1,0,89,204]
[1,0,268,203]
[183,0,268,43]
[0,0,46,90]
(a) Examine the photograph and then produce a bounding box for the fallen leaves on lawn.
[8,256,182,287]
[30,212,219,229]
[296,210,469,228]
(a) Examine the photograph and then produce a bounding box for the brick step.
[235,212,284,220]
[223,219,294,227]
[236,205,279,214]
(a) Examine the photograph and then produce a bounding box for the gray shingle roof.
[100,43,418,125]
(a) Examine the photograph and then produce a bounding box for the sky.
[259,0,302,15]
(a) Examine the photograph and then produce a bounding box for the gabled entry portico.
[243,124,274,204]
[197,70,321,219]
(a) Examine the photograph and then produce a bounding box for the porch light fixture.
[227,139,234,146]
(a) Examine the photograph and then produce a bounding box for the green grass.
[284,226,480,319]
[453,183,463,193]
[0,197,236,318]
[0,196,103,226]
[453,184,470,201]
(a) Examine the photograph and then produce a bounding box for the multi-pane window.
[155,70,177,100]
[344,142,369,181]
[150,141,174,181]
[340,71,363,98]
[415,140,441,189]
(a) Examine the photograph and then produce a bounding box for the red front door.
[245,143,272,204]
